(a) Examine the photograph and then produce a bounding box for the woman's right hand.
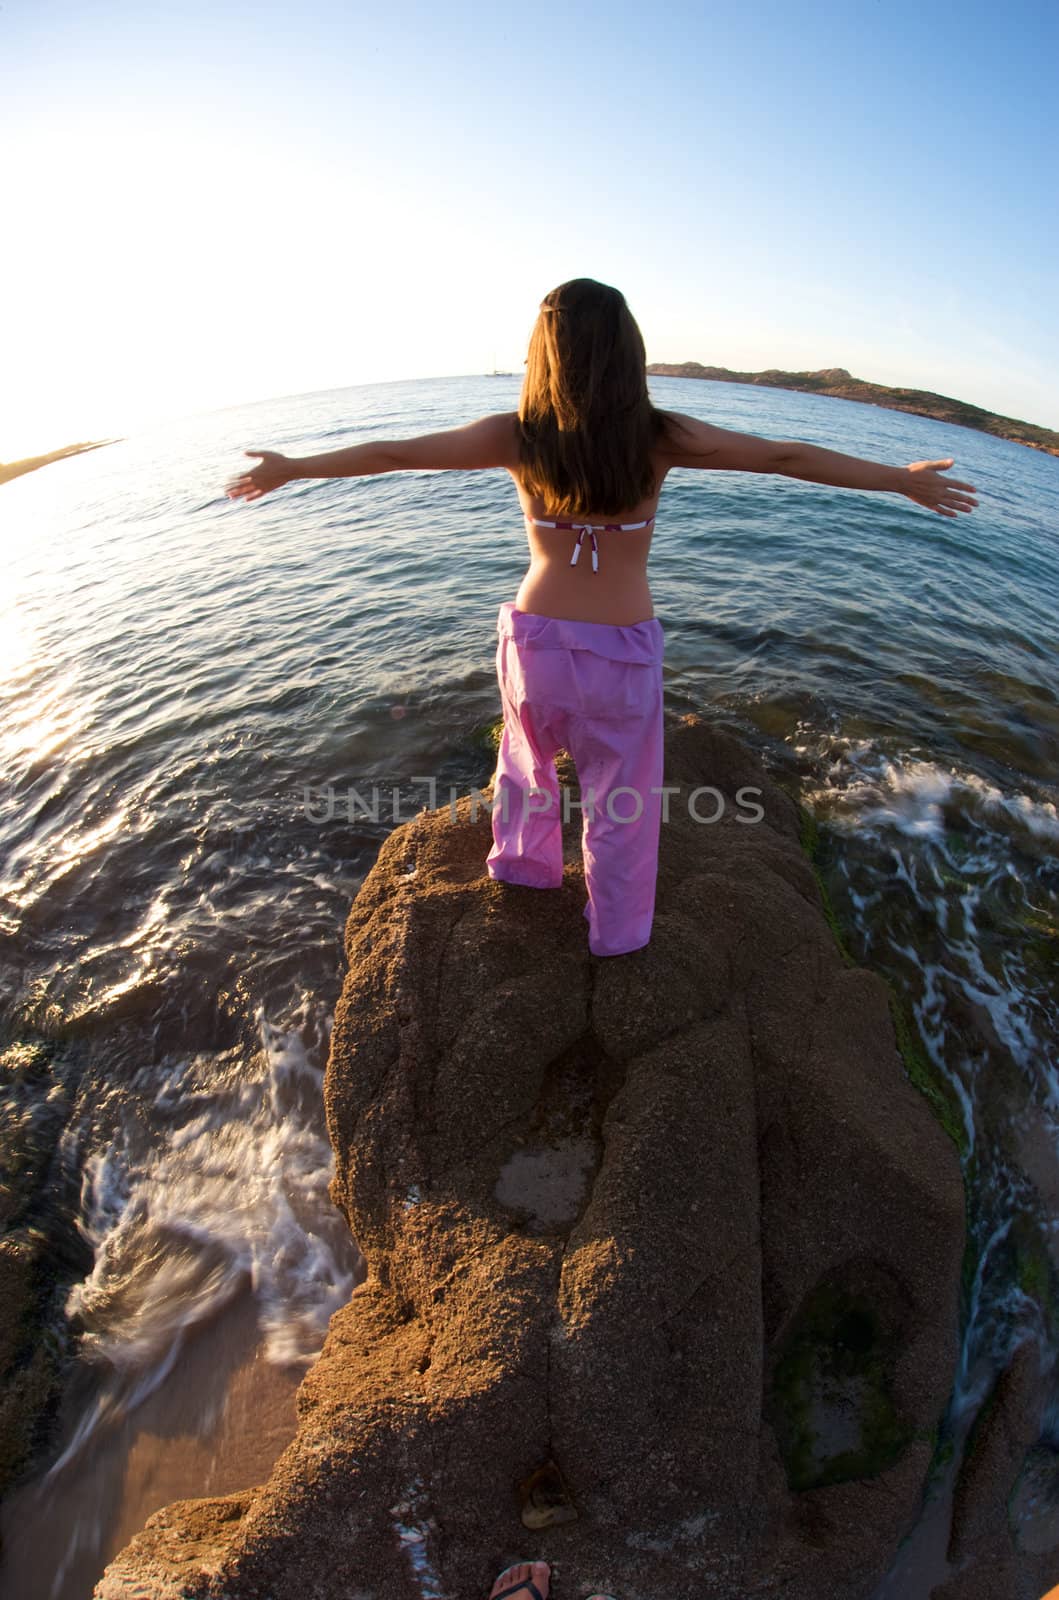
[899,459,979,518]
[225,450,295,502]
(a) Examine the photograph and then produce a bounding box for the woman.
[225,278,977,960]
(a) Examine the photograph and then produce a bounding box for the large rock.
[0,1037,85,1496]
[96,714,968,1599]
[931,1337,1059,1600]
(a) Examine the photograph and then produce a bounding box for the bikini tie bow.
[569,524,600,573]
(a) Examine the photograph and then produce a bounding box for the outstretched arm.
[657,412,979,519]
[225,413,517,502]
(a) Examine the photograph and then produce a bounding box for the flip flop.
[490,1560,550,1600]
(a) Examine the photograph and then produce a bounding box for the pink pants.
[485,601,665,957]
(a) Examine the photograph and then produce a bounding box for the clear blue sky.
[2,0,1056,454]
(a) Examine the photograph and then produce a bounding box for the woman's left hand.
[225,450,295,502]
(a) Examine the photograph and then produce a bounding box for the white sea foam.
[52,998,359,1471]
[801,738,1059,848]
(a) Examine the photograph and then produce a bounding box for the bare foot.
[489,1559,550,1600]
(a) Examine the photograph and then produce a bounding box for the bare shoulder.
[485,410,522,470]
[382,411,520,473]
[653,409,791,474]
[450,409,521,467]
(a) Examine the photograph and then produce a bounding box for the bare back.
[500,416,669,625]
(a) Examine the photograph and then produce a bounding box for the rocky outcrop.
[932,1337,1059,1600]
[0,438,118,486]
[646,363,1059,459]
[95,714,970,1599]
[0,1037,85,1496]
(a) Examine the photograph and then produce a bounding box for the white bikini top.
[525,514,657,573]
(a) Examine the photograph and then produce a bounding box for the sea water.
[0,373,1057,1597]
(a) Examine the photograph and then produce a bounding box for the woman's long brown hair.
[516,278,680,516]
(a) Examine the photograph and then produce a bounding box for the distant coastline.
[646,364,1059,460]
[0,438,120,487]
[7,368,1057,484]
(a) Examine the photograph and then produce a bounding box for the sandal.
[490,1559,550,1600]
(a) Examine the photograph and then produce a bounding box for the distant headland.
[0,438,120,487]
[646,363,1059,459]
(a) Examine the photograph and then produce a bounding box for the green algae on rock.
[765,1269,918,1491]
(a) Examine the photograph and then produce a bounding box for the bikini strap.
[528,516,656,531]
[527,513,655,576]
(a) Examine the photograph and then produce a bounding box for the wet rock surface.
[95,714,983,1599]
[931,1336,1059,1600]
[0,1036,87,1496]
